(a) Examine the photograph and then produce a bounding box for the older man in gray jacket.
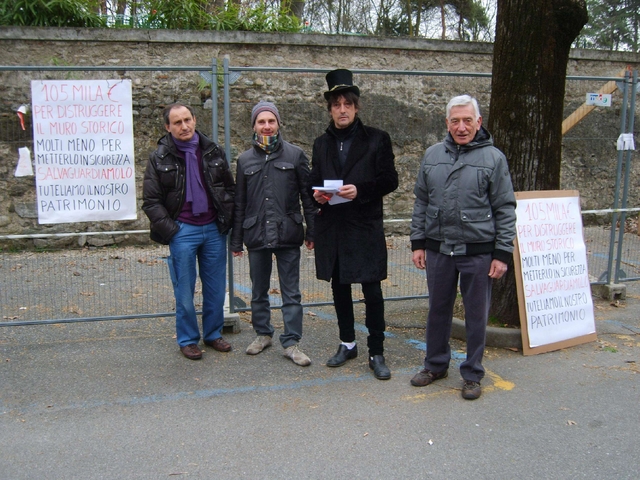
[231,101,316,366]
[409,95,516,400]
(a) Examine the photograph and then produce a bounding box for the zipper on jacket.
[340,142,343,151]
[204,144,231,226]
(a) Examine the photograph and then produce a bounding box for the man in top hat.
[308,69,398,380]
[231,101,316,366]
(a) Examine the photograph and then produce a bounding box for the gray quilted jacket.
[410,127,516,264]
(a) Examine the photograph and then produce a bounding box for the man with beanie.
[143,103,236,360]
[231,101,316,366]
[308,69,398,380]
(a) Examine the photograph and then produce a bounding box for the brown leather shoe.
[204,337,232,352]
[180,344,202,360]
[410,368,448,387]
[462,380,482,400]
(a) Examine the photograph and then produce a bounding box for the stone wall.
[0,27,638,247]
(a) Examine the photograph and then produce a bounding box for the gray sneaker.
[246,335,272,355]
[284,345,311,366]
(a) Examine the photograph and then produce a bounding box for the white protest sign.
[513,191,596,354]
[31,79,136,224]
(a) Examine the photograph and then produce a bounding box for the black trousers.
[330,260,386,356]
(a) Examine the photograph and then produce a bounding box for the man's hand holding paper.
[312,180,353,205]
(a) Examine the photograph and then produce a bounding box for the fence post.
[222,56,236,315]
[605,70,630,285]
[614,69,638,283]
[211,57,218,144]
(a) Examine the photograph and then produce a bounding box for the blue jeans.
[168,221,227,347]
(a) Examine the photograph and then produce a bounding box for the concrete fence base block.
[592,283,627,301]
[223,293,241,334]
[224,312,241,334]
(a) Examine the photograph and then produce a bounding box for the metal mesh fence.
[562,76,627,212]
[1,244,174,323]
[230,234,428,313]
[560,73,640,283]
[0,234,424,323]
[0,64,638,326]
[3,226,639,324]
[223,68,493,161]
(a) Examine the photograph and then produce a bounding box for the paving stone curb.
[451,317,523,350]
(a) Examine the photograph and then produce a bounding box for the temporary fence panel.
[563,70,639,284]
[0,64,220,325]
[222,63,639,311]
[0,63,637,326]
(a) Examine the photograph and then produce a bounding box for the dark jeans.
[331,260,386,357]
[424,250,493,382]
[248,247,303,348]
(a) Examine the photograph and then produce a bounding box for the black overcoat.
[309,119,398,284]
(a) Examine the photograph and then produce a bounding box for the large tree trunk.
[488,0,588,326]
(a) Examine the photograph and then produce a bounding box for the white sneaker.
[246,335,272,355]
[284,345,311,366]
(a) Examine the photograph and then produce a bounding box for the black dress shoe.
[369,355,391,380]
[326,344,358,367]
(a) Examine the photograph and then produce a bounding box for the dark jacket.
[309,118,398,283]
[230,137,316,251]
[142,131,235,245]
[409,126,516,264]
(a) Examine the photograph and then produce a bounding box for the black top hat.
[324,69,360,100]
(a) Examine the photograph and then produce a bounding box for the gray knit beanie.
[251,101,281,126]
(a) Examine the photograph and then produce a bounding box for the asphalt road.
[1,294,639,479]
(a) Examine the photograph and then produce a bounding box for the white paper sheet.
[312,180,351,205]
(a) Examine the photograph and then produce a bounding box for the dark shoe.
[369,355,391,380]
[180,344,202,360]
[204,337,232,352]
[326,344,358,367]
[410,368,448,387]
[462,380,482,400]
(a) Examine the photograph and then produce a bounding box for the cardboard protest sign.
[513,191,597,355]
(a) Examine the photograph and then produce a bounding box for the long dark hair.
[325,91,360,112]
